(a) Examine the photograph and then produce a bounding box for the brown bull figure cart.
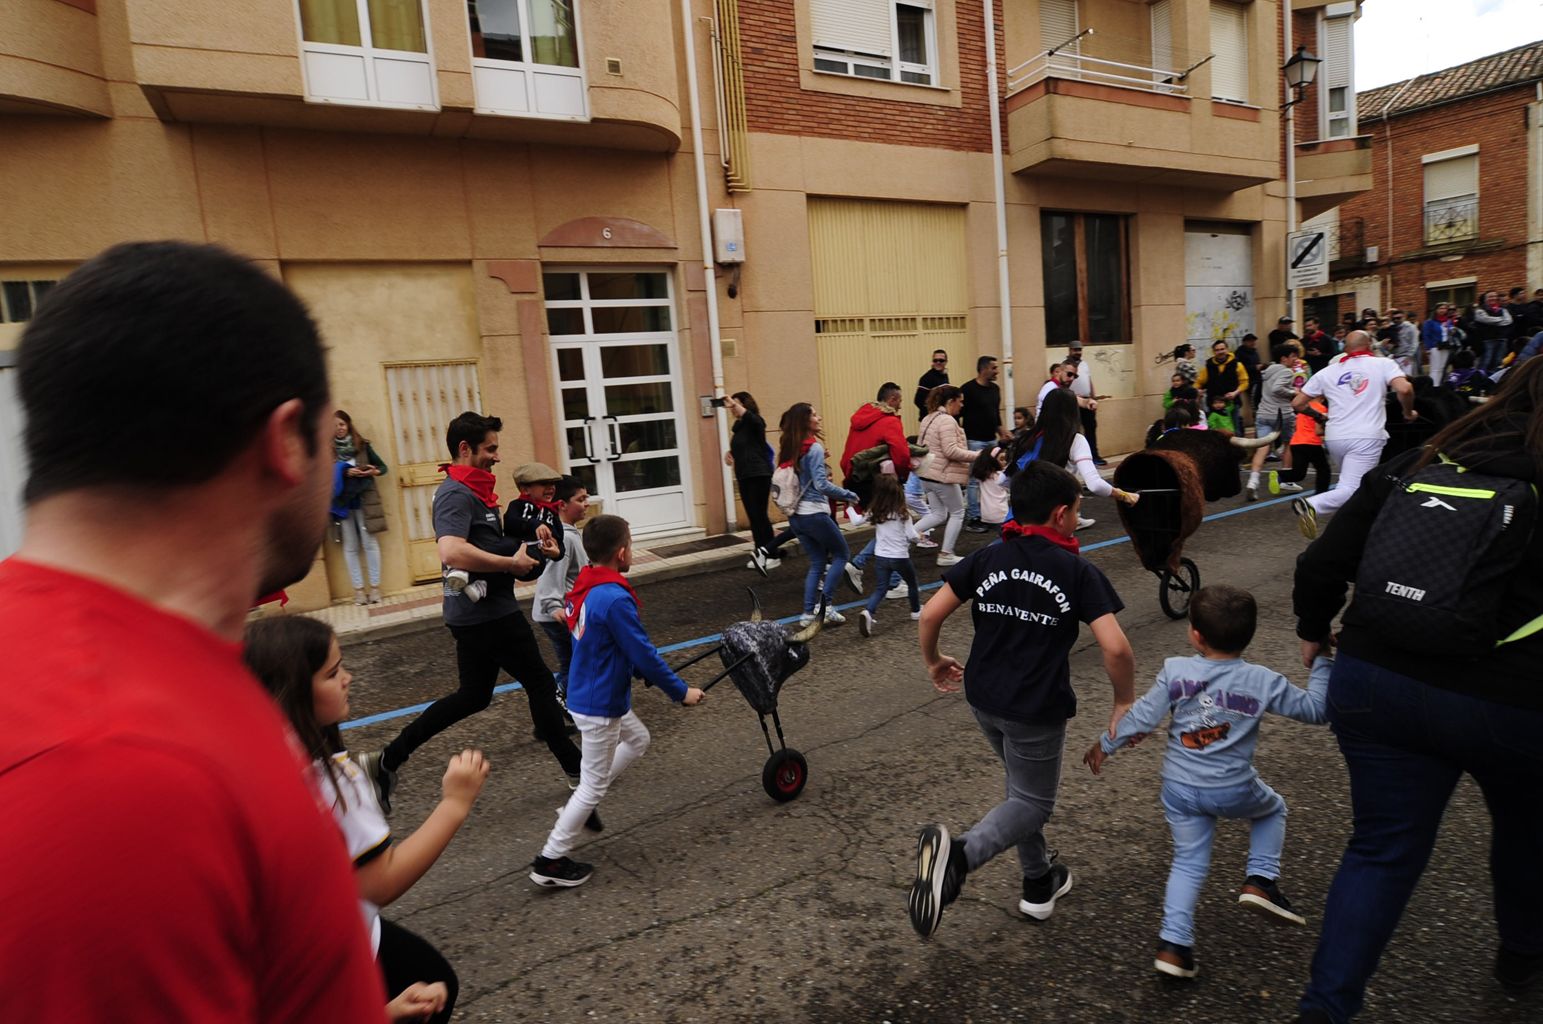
[1112,428,1274,619]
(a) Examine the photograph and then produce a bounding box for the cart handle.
[700,653,754,692]
[669,645,724,673]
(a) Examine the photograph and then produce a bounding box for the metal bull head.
[1112,429,1275,574]
[672,591,821,715]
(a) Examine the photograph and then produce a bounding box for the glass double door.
[546,270,692,536]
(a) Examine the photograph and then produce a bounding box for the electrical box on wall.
[1365,245,1379,263]
[713,209,745,263]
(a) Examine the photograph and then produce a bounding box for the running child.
[532,475,590,700]
[970,445,1011,534]
[853,474,922,637]
[244,616,486,1024]
[1270,398,1329,495]
[908,462,1135,939]
[530,514,706,888]
[1083,585,1332,980]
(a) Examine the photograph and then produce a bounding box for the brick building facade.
[1302,41,1543,324]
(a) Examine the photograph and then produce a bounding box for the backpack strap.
[1498,612,1543,647]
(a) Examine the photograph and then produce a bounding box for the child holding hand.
[852,474,922,637]
[1084,584,1332,981]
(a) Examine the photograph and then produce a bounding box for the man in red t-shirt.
[0,242,385,1022]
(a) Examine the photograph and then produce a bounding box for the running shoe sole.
[907,824,950,938]
[529,868,592,888]
[1238,890,1307,926]
[1292,497,1319,540]
[859,610,873,637]
[1154,953,1199,979]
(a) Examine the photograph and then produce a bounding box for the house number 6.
[602,227,612,239]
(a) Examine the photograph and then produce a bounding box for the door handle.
[580,416,602,465]
[605,417,623,462]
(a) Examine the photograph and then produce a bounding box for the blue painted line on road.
[340,491,1301,731]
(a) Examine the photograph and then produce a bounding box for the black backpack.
[1351,455,1539,656]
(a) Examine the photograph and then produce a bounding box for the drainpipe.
[984,0,1015,411]
[680,0,738,533]
[1283,5,1297,324]
[1378,76,1416,307]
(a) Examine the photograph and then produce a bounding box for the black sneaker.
[529,854,594,888]
[585,808,604,833]
[1019,862,1073,920]
[1238,875,1307,926]
[907,825,966,938]
[354,751,397,816]
[1496,945,1543,994]
[1295,1011,1334,1024]
[963,520,990,534]
[1154,939,1198,979]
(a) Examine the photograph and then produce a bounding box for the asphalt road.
[337,492,1532,1024]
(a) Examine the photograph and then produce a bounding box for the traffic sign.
[1286,230,1328,289]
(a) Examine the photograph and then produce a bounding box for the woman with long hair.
[333,410,389,605]
[1013,389,1137,528]
[1293,356,1543,1021]
[778,402,860,626]
[913,385,977,565]
[725,391,779,574]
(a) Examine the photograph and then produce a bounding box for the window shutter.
[1151,0,1173,71]
[1322,16,1351,90]
[810,0,893,56]
[1424,154,1478,202]
[1040,0,1079,52]
[1209,1,1249,103]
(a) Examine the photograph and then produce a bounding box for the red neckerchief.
[564,566,640,632]
[778,436,816,469]
[441,464,499,507]
[1342,350,1375,359]
[1436,313,1451,323]
[516,491,563,514]
[1000,520,1080,553]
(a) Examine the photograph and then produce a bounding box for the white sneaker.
[747,548,769,578]
[858,609,874,637]
[798,613,816,628]
[886,584,910,600]
[1076,517,1096,531]
[444,568,470,592]
[843,562,864,596]
[915,535,939,549]
[765,556,782,569]
[1278,481,1303,493]
[464,580,487,603]
[823,606,846,625]
[936,552,962,566]
[910,610,922,621]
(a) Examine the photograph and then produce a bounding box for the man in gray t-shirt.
[360,412,583,815]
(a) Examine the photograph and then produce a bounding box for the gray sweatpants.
[962,707,1066,879]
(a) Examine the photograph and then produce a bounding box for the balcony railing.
[1423,195,1479,246]
[1007,31,1208,98]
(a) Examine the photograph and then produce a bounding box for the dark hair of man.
[876,382,901,403]
[1510,287,1526,301]
[776,402,816,464]
[926,384,962,414]
[555,475,586,503]
[1188,584,1257,654]
[932,348,948,359]
[1242,333,1258,343]
[446,411,502,459]
[1212,339,1229,351]
[1451,349,1476,370]
[976,355,997,374]
[582,513,631,564]
[1008,461,1080,525]
[732,390,760,416]
[1306,317,1319,329]
[243,616,347,803]
[17,241,327,504]
[1416,353,1543,482]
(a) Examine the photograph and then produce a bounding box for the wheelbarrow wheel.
[1158,558,1200,620]
[761,749,808,802]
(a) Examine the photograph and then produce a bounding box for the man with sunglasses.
[1035,361,1094,418]
[915,350,951,419]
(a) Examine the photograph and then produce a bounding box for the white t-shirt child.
[312,753,391,955]
[979,471,1009,525]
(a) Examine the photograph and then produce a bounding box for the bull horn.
[1229,430,1279,450]
[748,588,764,622]
[787,596,826,644]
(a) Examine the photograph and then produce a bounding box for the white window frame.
[469,0,589,120]
[811,0,938,88]
[1421,146,1480,245]
[294,0,439,111]
[1208,0,1250,105]
[0,279,57,325]
[1318,8,1356,139]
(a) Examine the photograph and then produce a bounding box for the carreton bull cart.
[1112,428,1273,619]
[667,592,820,802]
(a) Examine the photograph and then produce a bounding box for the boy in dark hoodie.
[444,461,563,600]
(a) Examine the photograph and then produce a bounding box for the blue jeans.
[1300,654,1543,1022]
[962,709,1064,879]
[537,620,573,696]
[863,556,919,614]
[1481,337,1507,372]
[852,538,901,591]
[788,512,851,615]
[964,439,992,520]
[1159,778,1287,947]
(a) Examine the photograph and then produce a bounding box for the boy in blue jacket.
[1084,584,1332,981]
[529,514,705,888]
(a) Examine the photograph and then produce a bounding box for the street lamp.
[1282,43,1322,326]
[1281,45,1323,108]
